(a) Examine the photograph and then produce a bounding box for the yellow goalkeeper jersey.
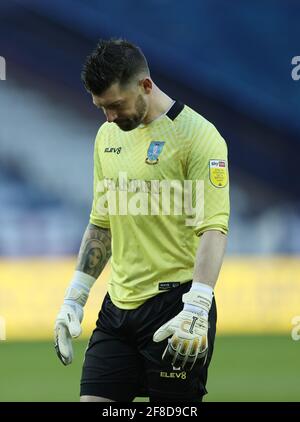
[90,101,230,309]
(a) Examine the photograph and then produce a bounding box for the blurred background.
[0,0,300,402]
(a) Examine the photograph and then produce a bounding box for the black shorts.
[80,282,217,402]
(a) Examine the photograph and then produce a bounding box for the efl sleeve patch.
[209,160,228,188]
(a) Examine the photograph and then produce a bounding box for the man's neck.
[143,84,174,124]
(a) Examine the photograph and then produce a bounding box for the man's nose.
[105,110,118,123]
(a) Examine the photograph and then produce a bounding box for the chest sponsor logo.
[94,171,204,227]
[145,141,165,165]
[104,147,122,154]
[209,159,228,188]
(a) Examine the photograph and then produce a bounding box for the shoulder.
[95,121,110,142]
[173,104,219,143]
[95,121,122,148]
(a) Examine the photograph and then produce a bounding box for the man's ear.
[140,78,152,94]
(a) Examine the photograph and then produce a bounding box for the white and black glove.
[54,271,95,365]
[153,283,213,370]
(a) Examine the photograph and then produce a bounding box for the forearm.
[76,223,112,279]
[192,230,227,289]
[55,224,111,365]
[154,230,227,368]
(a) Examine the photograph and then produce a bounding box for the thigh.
[80,297,144,402]
[141,296,217,401]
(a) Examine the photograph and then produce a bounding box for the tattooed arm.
[76,223,111,278]
[54,223,111,365]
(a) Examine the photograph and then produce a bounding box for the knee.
[80,395,115,402]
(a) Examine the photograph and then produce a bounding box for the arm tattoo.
[76,223,112,278]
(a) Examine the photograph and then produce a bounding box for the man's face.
[92,81,148,131]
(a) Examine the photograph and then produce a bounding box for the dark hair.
[81,39,149,95]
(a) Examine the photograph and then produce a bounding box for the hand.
[153,309,208,370]
[153,288,212,370]
[54,303,83,365]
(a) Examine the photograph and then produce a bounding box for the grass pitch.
[0,335,299,402]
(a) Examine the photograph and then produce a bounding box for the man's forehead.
[92,83,127,107]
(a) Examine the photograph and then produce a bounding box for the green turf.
[205,335,300,402]
[0,335,299,401]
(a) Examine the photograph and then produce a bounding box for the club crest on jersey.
[209,159,228,188]
[145,141,165,165]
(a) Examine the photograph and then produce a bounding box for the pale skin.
[76,224,111,279]
[80,77,227,402]
[193,230,227,289]
[92,76,174,130]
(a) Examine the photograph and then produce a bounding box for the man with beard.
[55,39,230,402]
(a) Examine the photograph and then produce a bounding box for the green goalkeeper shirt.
[90,101,230,309]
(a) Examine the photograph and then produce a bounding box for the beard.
[115,95,147,131]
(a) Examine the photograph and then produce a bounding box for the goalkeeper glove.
[54,271,95,365]
[153,283,213,370]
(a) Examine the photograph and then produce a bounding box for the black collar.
[166,100,185,121]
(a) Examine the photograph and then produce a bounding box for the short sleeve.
[89,127,111,229]
[186,122,230,236]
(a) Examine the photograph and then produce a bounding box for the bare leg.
[80,395,115,402]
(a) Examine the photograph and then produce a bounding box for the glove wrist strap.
[64,271,96,308]
[182,282,214,317]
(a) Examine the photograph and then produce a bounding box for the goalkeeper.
[55,39,229,402]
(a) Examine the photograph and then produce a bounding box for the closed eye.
[108,102,123,110]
